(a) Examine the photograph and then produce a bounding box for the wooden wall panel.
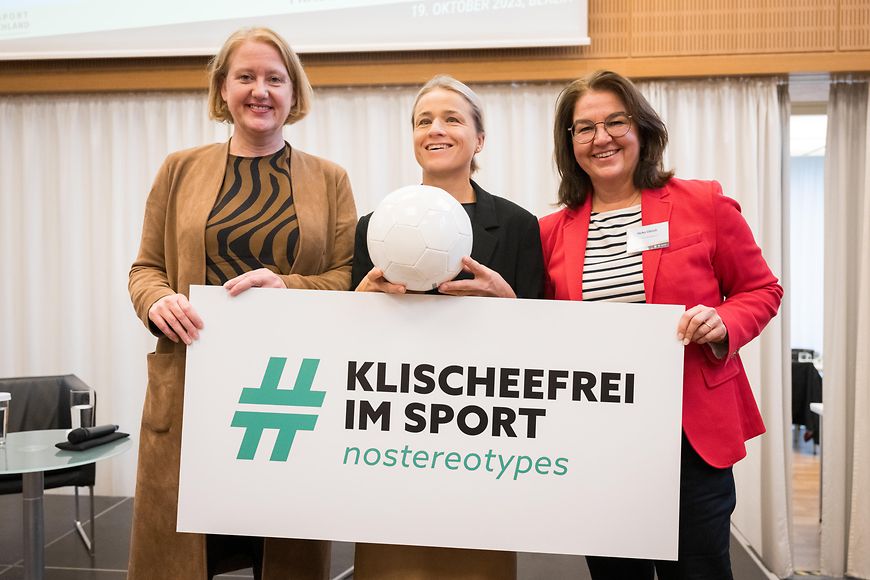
[840,0,870,50]
[577,0,631,57]
[632,0,837,55]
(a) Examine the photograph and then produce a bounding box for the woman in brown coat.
[127,27,356,579]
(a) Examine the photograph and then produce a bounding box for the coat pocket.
[663,232,702,254]
[143,352,181,433]
[700,358,740,389]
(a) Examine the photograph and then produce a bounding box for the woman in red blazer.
[539,71,782,580]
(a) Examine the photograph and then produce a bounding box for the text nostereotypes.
[231,357,325,462]
[343,444,568,481]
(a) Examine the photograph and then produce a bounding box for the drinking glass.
[0,392,10,446]
[69,389,95,430]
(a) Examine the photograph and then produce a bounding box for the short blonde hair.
[207,27,312,125]
[412,75,485,174]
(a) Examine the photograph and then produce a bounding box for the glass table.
[0,429,132,580]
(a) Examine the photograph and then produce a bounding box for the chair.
[0,374,97,554]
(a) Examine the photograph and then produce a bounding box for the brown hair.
[412,74,485,174]
[207,27,312,125]
[553,70,673,209]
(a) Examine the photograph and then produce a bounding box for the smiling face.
[412,88,484,183]
[220,40,294,152]
[571,89,640,195]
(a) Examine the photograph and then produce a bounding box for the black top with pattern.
[205,143,297,285]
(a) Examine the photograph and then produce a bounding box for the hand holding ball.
[366,185,473,291]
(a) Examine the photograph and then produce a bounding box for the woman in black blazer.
[351,75,543,579]
[352,75,544,300]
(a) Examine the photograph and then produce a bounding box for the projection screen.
[0,0,590,59]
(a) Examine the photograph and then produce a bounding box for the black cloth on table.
[791,361,822,444]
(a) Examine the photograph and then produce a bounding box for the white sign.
[178,286,685,560]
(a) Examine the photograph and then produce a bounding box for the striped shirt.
[582,204,646,303]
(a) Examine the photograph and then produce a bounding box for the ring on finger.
[702,321,714,330]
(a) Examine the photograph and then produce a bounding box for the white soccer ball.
[367,185,473,291]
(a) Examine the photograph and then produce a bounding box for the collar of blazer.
[559,181,674,301]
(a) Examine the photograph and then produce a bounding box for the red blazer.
[539,178,783,468]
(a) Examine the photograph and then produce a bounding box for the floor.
[0,493,786,580]
[792,426,822,575]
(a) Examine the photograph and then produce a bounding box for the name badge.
[626,222,669,253]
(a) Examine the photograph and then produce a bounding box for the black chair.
[0,374,97,554]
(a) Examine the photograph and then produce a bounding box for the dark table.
[792,361,822,444]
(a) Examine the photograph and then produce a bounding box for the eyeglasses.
[568,113,633,144]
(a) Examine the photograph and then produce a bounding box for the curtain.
[288,83,562,218]
[0,82,788,576]
[822,75,870,579]
[0,84,564,495]
[778,81,797,579]
[0,92,230,494]
[639,77,792,578]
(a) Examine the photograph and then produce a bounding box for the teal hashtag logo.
[231,357,325,462]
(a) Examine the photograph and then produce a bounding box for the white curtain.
[0,81,789,576]
[639,78,792,578]
[288,83,561,218]
[0,92,230,494]
[0,84,563,496]
[822,75,870,580]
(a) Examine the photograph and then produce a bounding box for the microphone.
[68,424,119,444]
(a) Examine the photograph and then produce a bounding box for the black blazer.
[351,181,544,299]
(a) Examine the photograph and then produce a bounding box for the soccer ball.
[367,185,473,291]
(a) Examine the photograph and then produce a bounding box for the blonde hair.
[207,27,312,125]
[412,75,485,173]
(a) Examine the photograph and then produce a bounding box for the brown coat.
[128,142,357,579]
